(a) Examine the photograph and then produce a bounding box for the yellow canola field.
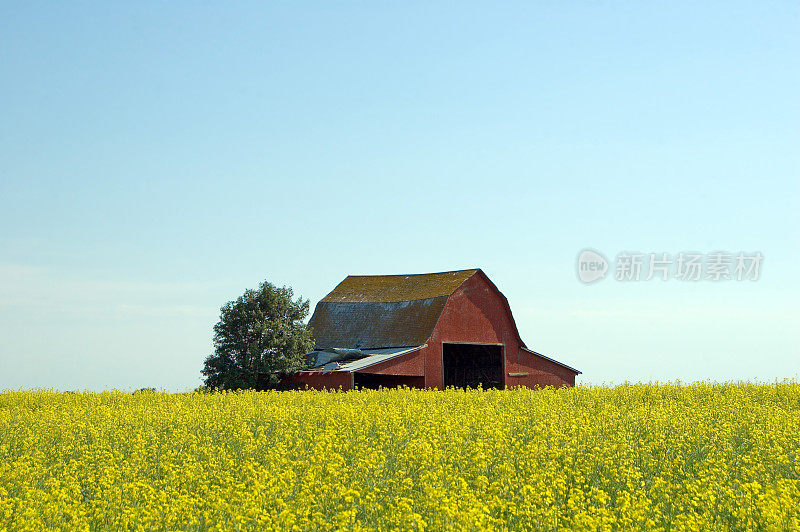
[1,383,799,531]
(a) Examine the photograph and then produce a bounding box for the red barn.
[293,269,579,390]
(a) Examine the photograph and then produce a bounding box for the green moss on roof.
[321,269,479,303]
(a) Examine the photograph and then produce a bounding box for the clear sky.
[1,1,798,391]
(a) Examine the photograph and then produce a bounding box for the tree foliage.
[201,281,314,390]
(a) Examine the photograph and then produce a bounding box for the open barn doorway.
[443,343,504,389]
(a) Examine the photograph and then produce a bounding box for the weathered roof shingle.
[309,269,478,349]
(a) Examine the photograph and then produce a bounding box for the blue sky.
[1,1,798,390]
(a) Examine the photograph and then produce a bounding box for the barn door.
[442,343,503,389]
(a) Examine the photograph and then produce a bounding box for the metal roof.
[309,269,479,349]
[305,346,424,373]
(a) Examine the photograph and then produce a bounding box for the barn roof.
[309,269,479,349]
[321,269,479,303]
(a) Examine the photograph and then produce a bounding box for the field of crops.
[1,383,799,531]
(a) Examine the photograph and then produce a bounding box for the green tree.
[201,281,314,390]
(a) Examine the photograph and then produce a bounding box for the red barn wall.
[508,351,577,388]
[291,371,352,390]
[422,272,576,389]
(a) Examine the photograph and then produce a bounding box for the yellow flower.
[0,383,798,530]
